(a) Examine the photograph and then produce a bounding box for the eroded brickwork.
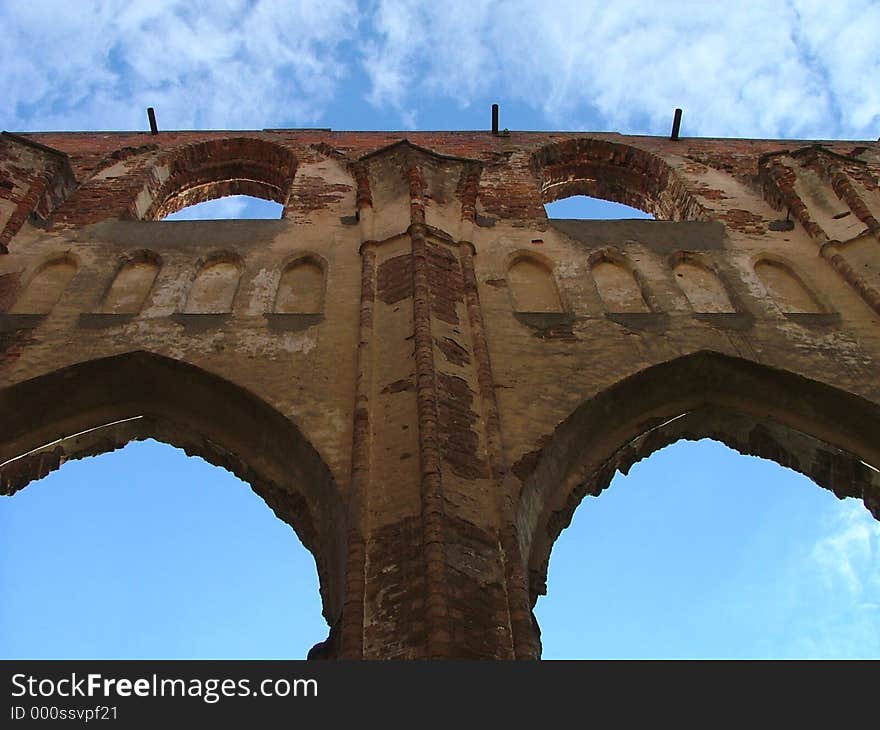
[1,128,879,659]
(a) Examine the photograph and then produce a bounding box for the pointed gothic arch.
[0,351,346,627]
[516,351,880,606]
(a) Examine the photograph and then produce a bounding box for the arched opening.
[508,256,563,313]
[0,351,346,655]
[517,351,880,657]
[532,138,706,221]
[131,138,297,221]
[10,256,78,314]
[275,258,325,314]
[0,438,325,658]
[535,438,879,658]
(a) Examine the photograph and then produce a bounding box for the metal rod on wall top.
[147,107,158,135]
[491,104,499,135]
[670,108,682,141]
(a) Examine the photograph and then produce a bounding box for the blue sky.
[3,0,879,137]
[1,1,878,659]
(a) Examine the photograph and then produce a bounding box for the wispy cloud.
[1,0,359,131]
[790,499,880,657]
[810,499,880,598]
[2,2,875,138]
[360,0,878,138]
[360,0,495,129]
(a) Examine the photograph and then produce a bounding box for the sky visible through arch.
[1,1,878,659]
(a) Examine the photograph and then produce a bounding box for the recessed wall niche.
[275,258,325,314]
[10,256,78,314]
[755,259,823,314]
[672,255,735,313]
[590,252,649,313]
[508,256,563,313]
[100,252,161,314]
[184,257,241,314]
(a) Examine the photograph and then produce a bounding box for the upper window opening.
[163,196,283,221]
[135,137,297,221]
[544,196,654,220]
[532,138,705,221]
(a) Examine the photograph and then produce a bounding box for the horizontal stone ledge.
[0,313,44,331]
[693,311,756,330]
[782,311,842,327]
[263,312,324,332]
[78,312,136,329]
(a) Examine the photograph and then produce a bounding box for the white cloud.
[360,0,878,138]
[1,0,359,131]
[787,0,880,133]
[790,499,880,657]
[811,498,880,597]
[2,2,875,138]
